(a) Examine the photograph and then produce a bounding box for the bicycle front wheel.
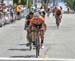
[35,35,40,58]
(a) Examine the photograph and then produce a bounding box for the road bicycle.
[28,26,41,58]
[55,15,62,29]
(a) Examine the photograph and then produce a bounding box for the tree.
[13,0,18,4]
[13,0,33,8]
[65,0,75,11]
[13,0,27,5]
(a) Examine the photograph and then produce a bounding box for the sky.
[50,0,67,11]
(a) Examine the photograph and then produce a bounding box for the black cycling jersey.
[26,15,32,25]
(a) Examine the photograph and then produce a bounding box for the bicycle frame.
[35,26,41,58]
[28,26,41,58]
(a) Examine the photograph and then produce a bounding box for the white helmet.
[34,12,40,19]
[40,9,44,12]
[57,6,61,10]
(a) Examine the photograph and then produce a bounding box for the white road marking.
[0,57,75,60]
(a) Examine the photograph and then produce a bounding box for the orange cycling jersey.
[29,17,45,26]
[56,9,62,15]
[29,17,47,31]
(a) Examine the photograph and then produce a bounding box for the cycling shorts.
[31,24,45,32]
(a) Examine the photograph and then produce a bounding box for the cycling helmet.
[40,9,44,12]
[34,12,40,19]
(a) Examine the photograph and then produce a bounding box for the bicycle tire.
[35,34,40,58]
[28,33,32,51]
[29,41,32,51]
[29,36,32,51]
[56,16,61,29]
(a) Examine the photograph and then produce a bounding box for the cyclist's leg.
[60,15,62,23]
[26,27,31,46]
[56,15,62,29]
[40,27,45,48]
[26,28,30,40]
[31,32,35,41]
[40,30,45,49]
[57,15,62,25]
[55,15,59,28]
[40,31,44,44]
[31,27,36,45]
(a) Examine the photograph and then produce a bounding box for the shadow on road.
[10,55,35,58]
[8,48,29,51]
[19,43,27,46]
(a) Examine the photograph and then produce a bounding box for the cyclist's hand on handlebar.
[45,28,47,32]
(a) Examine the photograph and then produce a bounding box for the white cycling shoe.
[41,44,44,49]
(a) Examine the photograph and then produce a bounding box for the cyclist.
[16,4,22,17]
[52,6,57,16]
[29,12,47,48]
[40,9,46,18]
[47,7,51,17]
[55,7,62,29]
[9,5,14,20]
[24,12,34,46]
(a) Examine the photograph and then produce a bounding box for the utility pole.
[33,0,35,6]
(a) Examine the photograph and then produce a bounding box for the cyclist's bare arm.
[40,18,47,30]
[25,19,28,25]
[24,18,29,30]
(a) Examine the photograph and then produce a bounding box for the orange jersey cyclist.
[29,12,47,48]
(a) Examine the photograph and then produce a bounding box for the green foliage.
[21,0,27,5]
[13,0,27,5]
[65,0,75,11]
[28,0,33,8]
[13,0,18,5]
[13,0,33,8]
[13,3,17,8]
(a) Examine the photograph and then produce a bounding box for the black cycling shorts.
[17,12,20,15]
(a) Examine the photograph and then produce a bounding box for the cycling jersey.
[29,17,47,31]
[26,15,32,26]
[52,7,57,13]
[30,17,45,26]
[47,8,50,11]
[56,9,62,16]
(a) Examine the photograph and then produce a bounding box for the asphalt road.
[0,13,75,60]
